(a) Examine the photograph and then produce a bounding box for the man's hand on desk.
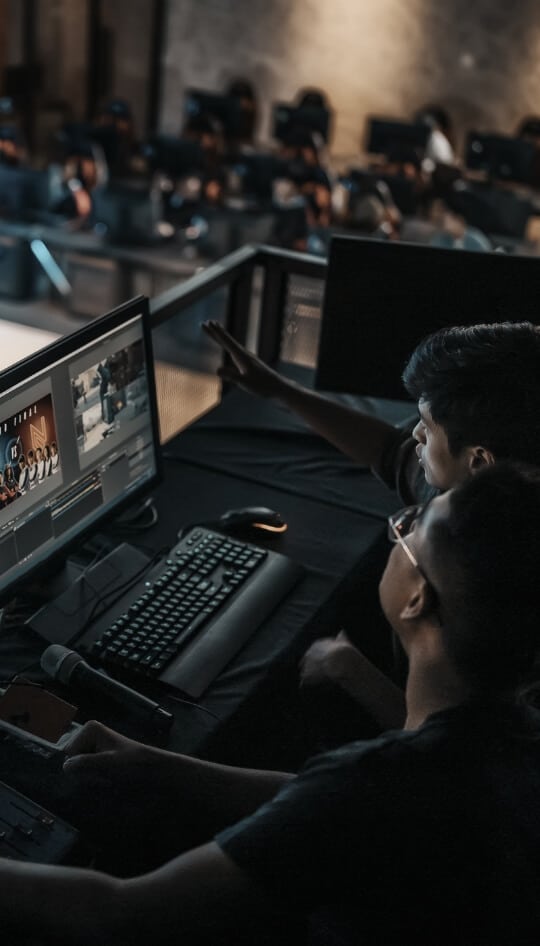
[299,630,357,689]
[299,631,406,731]
[63,719,294,849]
[62,720,210,858]
[202,320,285,398]
[63,719,156,781]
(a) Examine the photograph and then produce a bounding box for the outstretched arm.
[202,320,394,468]
[0,841,286,946]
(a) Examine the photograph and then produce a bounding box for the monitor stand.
[27,543,151,646]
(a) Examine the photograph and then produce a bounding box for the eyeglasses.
[387,505,424,569]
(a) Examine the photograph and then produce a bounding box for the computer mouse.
[218,506,287,534]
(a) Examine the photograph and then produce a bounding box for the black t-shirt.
[217,701,540,945]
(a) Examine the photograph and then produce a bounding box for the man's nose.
[412,420,425,443]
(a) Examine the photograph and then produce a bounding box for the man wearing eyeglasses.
[203,318,540,734]
[2,462,539,945]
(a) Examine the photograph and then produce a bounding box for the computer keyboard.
[84,527,304,698]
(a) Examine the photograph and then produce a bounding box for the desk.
[0,371,409,821]
[0,320,59,370]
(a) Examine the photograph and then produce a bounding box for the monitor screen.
[0,165,47,219]
[315,236,540,399]
[465,132,536,184]
[142,135,205,177]
[272,103,331,143]
[184,89,247,138]
[226,153,284,201]
[0,296,160,602]
[365,118,430,157]
[92,181,158,244]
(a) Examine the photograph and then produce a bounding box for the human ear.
[399,576,434,621]
[469,446,495,473]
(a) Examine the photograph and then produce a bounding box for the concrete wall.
[7,0,540,160]
[6,0,22,66]
[34,0,89,117]
[160,0,540,159]
[100,0,155,137]
[6,0,154,135]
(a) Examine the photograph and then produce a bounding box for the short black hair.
[402,322,540,465]
[429,463,540,693]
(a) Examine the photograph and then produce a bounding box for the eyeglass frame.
[387,504,424,570]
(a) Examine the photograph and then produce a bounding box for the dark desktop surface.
[0,366,406,842]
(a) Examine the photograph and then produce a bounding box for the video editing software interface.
[0,301,158,600]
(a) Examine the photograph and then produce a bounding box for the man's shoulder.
[300,715,451,782]
[304,700,540,778]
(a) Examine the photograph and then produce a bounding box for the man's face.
[412,401,472,490]
[379,493,449,635]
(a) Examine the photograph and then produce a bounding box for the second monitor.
[316,236,540,399]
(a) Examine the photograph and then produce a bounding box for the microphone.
[41,644,174,729]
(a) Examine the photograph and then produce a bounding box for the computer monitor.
[90,124,125,170]
[457,183,534,240]
[142,135,205,178]
[344,168,419,216]
[465,132,536,184]
[365,118,430,157]
[0,296,161,603]
[92,180,159,245]
[226,153,284,202]
[184,89,247,139]
[0,165,48,220]
[315,236,540,399]
[272,103,331,143]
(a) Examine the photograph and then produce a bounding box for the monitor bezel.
[0,294,163,604]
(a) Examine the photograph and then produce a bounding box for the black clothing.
[218,701,540,945]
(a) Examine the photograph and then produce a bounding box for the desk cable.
[68,548,223,724]
[0,540,221,722]
[109,496,159,534]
